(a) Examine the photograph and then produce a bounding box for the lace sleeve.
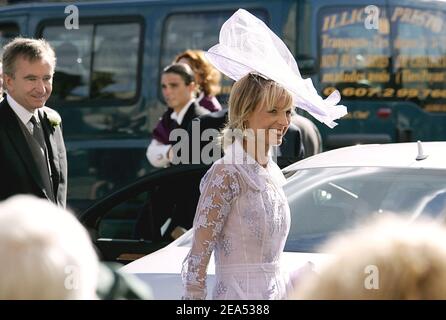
[181,164,240,299]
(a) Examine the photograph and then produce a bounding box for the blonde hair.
[0,195,99,299]
[174,49,221,96]
[291,214,446,300]
[2,37,56,77]
[221,73,293,148]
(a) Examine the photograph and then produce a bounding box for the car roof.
[285,142,446,171]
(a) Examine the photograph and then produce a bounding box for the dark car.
[79,164,210,263]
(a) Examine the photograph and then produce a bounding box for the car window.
[284,167,446,253]
[97,185,185,241]
[98,191,148,239]
[96,168,205,241]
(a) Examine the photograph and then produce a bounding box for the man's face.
[161,72,195,111]
[4,56,54,112]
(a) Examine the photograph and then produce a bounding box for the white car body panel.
[286,142,446,170]
[122,230,328,299]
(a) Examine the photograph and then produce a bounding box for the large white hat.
[205,9,347,128]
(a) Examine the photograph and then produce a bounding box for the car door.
[79,164,210,264]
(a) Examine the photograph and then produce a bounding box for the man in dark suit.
[0,62,4,102]
[185,108,305,168]
[0,37,67,207]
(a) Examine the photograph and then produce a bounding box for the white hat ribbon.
[205,9,348,128]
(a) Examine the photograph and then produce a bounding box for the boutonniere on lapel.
[42,107,62,132]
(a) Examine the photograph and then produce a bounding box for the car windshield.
[284,167,446,253]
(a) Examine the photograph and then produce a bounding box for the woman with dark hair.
[146,63,209,168]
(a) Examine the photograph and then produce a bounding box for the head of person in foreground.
[291,214,446,300]
[0,195,99,299]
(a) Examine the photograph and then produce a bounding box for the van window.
[42,21,141,103]
[43,25,93,101]
[318,5,446,112]
[0,23,20,54]
[160,10,268,99]
[161,12,234,69]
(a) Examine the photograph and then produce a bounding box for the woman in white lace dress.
[181,8,347,300]
[181,73,293,299]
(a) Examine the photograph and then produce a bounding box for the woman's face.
[245,99,292,147]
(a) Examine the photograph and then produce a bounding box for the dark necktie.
[30,115,47,152]
[29,115,54,199]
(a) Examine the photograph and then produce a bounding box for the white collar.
[197,91,205,101]
[7,94,40,126]
[223,139,271,167]
[220,139,287,190]
[170,99,195,125]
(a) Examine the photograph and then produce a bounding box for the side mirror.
[296,54,316,75]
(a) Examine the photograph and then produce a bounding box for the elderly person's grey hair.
[0,195,99,299]
[290,214,446,300]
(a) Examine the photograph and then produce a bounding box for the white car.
[122,141,446,299]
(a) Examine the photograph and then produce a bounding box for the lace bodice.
[181,141,290,299]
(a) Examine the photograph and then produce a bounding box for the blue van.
[1,0,445,210]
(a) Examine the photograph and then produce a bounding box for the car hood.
[121,245,329,299]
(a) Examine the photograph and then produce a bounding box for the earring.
[242,123,248,137]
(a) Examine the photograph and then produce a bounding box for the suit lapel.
[180,101,197,130]
[39,110,60,194]
[1,102,48,194]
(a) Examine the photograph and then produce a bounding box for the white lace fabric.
[181,141,290,299]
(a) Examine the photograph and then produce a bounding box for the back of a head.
[56,42,79,69]
[291,215,446,300]
[175,49,221,96]
[0,195,99,299]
